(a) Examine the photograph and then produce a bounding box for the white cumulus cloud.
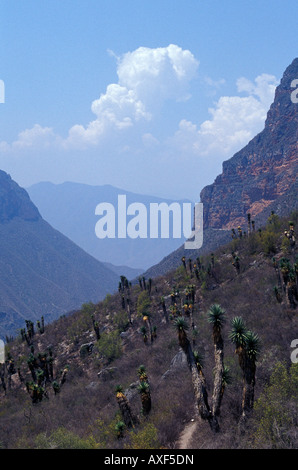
[169,73,278,159]
[64,44,199,148]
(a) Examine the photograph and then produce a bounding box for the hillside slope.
[0,210,297,449]
[0,170,119,339]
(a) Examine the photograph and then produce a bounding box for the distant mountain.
[0,170,119,339]
[101,261,143,279]
[142,58,298,279]
[27,182,192,270]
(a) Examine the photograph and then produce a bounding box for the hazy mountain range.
[27,182,192,270]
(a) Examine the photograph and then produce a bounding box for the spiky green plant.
[229,317,247,349]
[173,316,189,332]
[137,365,148,382]
[173,316,189,351]
[140,326,148,343]
[52,380,61,395]
[207,304,226,328]
[137,381,150,395]
[244,330,261,361]
[115,421,125,438]
[137,381,151,416]
[193,350,204,371]
[222,366,232,387]
[115,385,124,397]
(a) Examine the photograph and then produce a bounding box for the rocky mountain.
[201,57,298,230]
[0,170,119,339]
[142,58,298,279]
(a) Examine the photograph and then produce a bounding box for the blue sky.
[0,0,297,200]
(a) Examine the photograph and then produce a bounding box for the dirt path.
[177,420,197,449]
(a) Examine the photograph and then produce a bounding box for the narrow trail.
[177,420,197,449]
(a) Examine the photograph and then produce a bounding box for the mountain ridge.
[0,171,119,339]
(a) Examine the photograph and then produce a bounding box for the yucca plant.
[245,331,260,360]
[222,366,231,388]
[208,304,226,425]
[138,381,151,416]
[52,380,60,395]
[207,304,225,333]
[230,317,247,351]
[160,296,169,323]
[115,421,125,439]
[36,368,45,386]
[230,317,261,422]
[60,365,69,387]
[173,316,189,350]
[140,326,148,344]
[114,385,136,428]
[137,365,148,382]
[193,350,204,371]
[273,285,282,303]
[173,316,211,424]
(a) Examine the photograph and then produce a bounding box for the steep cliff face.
[200,58,298,230]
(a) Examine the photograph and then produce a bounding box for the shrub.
[137,291,151,317]
[113,311,129,333]
[96,330,122,364]
[260,231,279,255]
[251,362,298,449]
[34,427,98,449]
[125,423,160,449]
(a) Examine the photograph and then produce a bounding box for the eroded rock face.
[200,58,298,230]
[0,170,40,222]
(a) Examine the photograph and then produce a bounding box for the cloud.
[117,44,199,104]
[64,44,199,148]
[0,48,278,200]
[1,124,60,152]
[168,73,278,160]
